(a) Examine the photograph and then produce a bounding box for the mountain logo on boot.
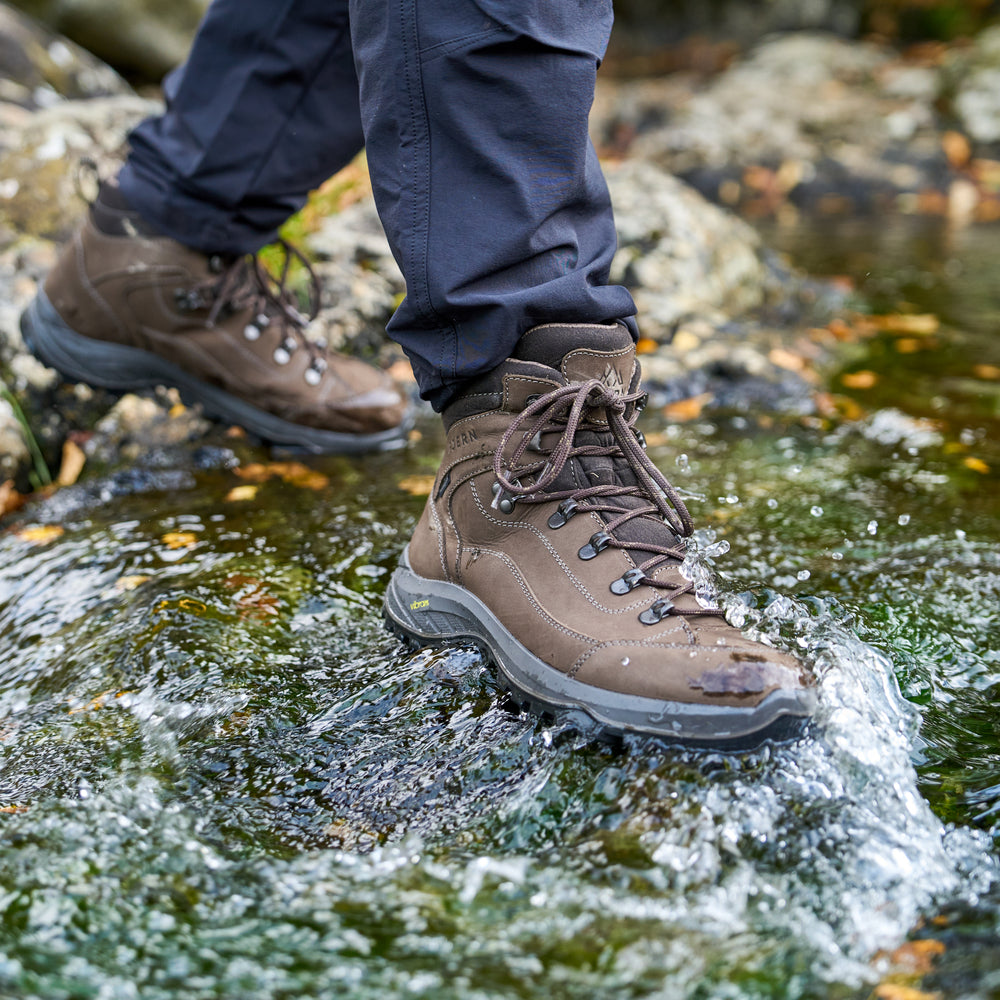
[601,363,626,395]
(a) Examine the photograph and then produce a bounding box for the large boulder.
[0,1,128,107]
[6,0,208,81]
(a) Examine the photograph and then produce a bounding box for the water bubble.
[767,498,779,509]
[675,453,690,471]
[811,506,824,517]
[797,570,811,581]
[897,514,910,526]
[867,520,878,536]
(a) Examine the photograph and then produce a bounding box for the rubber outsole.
[20,289,412,456]
[383,548,816,749]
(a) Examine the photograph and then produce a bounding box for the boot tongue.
[516,324,684,576]
[513,322,638,391]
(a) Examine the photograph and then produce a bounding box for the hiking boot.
[384,322,815,746]
[20,182,410,454]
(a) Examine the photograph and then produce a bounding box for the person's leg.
[364,0,816,744]
[21,0,409,453]
[350,0,638,411]
[119,0,365,255]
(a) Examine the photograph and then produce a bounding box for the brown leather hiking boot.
[20,184,410,454]
[384,322,815,746]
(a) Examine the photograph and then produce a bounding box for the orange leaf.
[890,939,946,975]
[56,439,86,487]
[942,130,972,169]
[0,480,25,518]
[635,337,659,355]
[397,474,436,496]
[663,393,714,422]
[234,461,328,491]
[874,985,940,1000]
[973,364,1000,380]
[768,347,807,372]
[963,456,990,474]
[840,371,879,389]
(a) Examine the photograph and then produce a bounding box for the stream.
[0,214,998,999]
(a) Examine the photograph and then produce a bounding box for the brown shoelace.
[493,379,725,623]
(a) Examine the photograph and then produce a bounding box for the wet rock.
[86,392,211,466]
[0,94,158,241]
[0,395,29,479]
[7,0,208,82]
[0,1,128,110]
[593,33,951,215]
[948,26,1000,144]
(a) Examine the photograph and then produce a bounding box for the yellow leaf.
[115,575,151,592]
[841,370,879,389]
[397,474,436,496]
[0,804,25,814]
[963,456,990,474]
[225,484,259,502]
[161,531,198,550]
[873,314,940,335]
[56,439,86,487]
[635,337,659,355]
[15,525,64,544]
[973,364,1000,380]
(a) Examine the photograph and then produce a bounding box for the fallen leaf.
[663,392,714,422]
[942,130,972,169]
[963,456,990,474]
[397,474,436,496]
[635,337,658,355]
[874,984,940,1000]
[234,461,329,491]
[225,484,259,502]
[168,402,187,418]
[841,371,879,389]
[0,805,25,814]
[973,364,1000,380]
[0,480,25,518]
[15,525,64,544]
[894,338,926,354]
[56,439,86,487]
[161,531,198,549]
[386,358,416,383]
[224,574,281,621]
[115,575,151,592]
[768,347,807,372]
[873,313,940,335]
[890,939,946,975]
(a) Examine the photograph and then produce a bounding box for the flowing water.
[0,216,998,999]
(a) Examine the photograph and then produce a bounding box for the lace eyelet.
[610,568,646,595]
[491,480,516,514]
[208,255,225,274]
[273,339,295,365]
[639,598,674,625]
[578,531,612,560]
[547,499,579,529]
[304,366,322,386]
[243,324,261,341]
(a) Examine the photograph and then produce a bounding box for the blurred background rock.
[3,0,998,85]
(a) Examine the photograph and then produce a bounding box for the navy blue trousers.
[118,0,638,410]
